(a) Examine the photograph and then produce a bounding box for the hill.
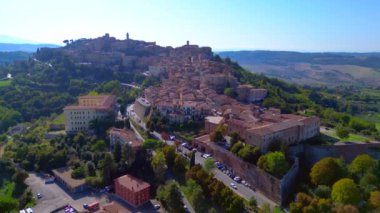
[218,51,380,87]
[0,34,378,140]
[0,51,31,65]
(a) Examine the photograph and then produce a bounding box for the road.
[182,148,278,208]
[128,102,278,209]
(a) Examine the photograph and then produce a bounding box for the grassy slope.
[324,129,369,142]
[0,79,11,87]
[51,113,65,125]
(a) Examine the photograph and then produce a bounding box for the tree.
[314,185,331,199]
[349,154,376,176]
[369,191,380,210]
[248,196,258,212]
[331,178,361,205]
[120,142,135,169]
[99,153,115,185]
[336,126,349,139]
[333,204,359,213]
[204,157,215,173]
[71,166,85,179]
[113,140,122,163]
[73,131,86,146]
[162,145,176,168]
[12,170,29,184]
[86,162,96,176]
[237,144,260,163]
[310,157,346,186]
[184,179,205,213]
[0,196,18,212]
[229,132,240,146]
[156,181,184,213]
[189,151,195,168]
[265,151,289,176]
[224,87,237,98]
[230,141,243,154]
[259,203,271,213]
[151,151,167,181]
[173,155,187,176]
[209,129,223,142]
[124,118,131,129]
[209,123,226,142]
[91,140,107,152]
[143,138,162,150]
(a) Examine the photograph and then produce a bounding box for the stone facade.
[193,135,299,204]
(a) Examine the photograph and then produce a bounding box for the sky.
[0,0,379,52]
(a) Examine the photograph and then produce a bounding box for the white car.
[26,208,33,213]
[233,176,242,183]
[202,154,211,159]
[154,204,161,209]
[230,182,237,189]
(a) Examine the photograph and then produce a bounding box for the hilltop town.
[0,34,380,213]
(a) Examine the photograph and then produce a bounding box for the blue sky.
[0,0,379,52]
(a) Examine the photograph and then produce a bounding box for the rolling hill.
[218,51,380,87]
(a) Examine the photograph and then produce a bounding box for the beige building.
[236,84,267,102]
[133,97,151,119]
[64,95,117,133]
[108,127,141,150]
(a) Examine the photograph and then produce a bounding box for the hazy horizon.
[1,0,380,52]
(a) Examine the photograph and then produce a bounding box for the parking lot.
[25,173,164,213]
[25,173,108,212]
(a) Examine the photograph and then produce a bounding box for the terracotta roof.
[97,201,131,213]
[64,95,116,111]
[109,128,142,146]
[114,175,150,193]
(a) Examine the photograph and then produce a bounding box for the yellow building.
[64,95,117,133]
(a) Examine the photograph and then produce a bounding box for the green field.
[325,129,369,142]
[357,113,380,131]
[52,113,65,125]
[0,79,11,87]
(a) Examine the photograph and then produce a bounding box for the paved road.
[190,150,278,208]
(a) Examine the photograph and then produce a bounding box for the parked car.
[37,193,42,199]
[234,176,242,183]
[202,153,211,158]
[154,204,161,209]
[230,182,237,189]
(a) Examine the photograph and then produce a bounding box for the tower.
[126,33,130,40]
[186,40,189,46]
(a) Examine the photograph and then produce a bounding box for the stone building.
[64,95,117,133]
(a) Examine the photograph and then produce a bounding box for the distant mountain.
[218,51,380,87]
[0,43,60,52]
[0,35,60,52]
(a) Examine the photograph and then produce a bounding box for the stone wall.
[194,137,300,204]
[287,142,380,166]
